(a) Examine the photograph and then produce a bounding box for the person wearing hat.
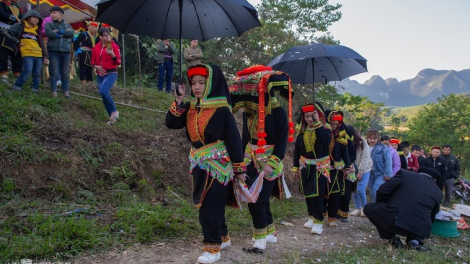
[45,5,74,98]
[422,146,447,190]
[228,65,295,252]
[389,137,407,170]
[323,110,352,227]
[3,9,48,93]
[363,167,442,251]
[166,64,247,264]
[0,0,23,85]
[292,102,331,235]
[73,21,98,84]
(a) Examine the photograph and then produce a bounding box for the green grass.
[1,82,469,264]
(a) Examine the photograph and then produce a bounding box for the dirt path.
[73,216,384,264]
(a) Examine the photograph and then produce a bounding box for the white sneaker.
[328,220,338,228]
[360,208,366,217]
[252,238,266,250]
[311,223,323,235]
[303,218,314,229]
[220,240,231,250]
[57,80,62,87]
[350,209,361,216]
[266,234,277,243]
[197,252,221,264]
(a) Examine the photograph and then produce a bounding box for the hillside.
[338,69,470,106]
[1,83,469,264]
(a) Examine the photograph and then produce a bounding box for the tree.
[258,0,342,41]
[340,93,385,134]
[407,94,470,174]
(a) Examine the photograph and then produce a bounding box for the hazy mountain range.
[336,69,470,106]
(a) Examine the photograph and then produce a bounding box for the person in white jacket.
[347,125,372,217]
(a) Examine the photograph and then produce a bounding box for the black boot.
[389,236,403,248]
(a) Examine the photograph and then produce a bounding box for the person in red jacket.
[91,27,121,125]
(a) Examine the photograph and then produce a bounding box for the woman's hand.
[384,176,391,181]
[105,48,115,58]
[175,84,185,104]
[236,173,247,182]
[263,164,273,176]
[356,173,362,181]
[94,65,106,75]
[43,58,49,65]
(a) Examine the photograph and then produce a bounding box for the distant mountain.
[336,69,470,106]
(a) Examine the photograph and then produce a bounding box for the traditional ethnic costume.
[166,64,246,264]
[228,65,294,252]
[322,110,352,227]
[0,0,23,81]
[292,103,331,235]
[325,110,356,223]
[73,21,97,83]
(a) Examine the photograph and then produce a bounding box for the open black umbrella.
[96,0,261,94]
[267,43,367,100]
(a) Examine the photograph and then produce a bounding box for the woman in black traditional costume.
[292,102,331,235]
[73,21,97,84]
[322,110,352,227]
[166,64,246,264]
[228,65,294,252]
[326,111,356,223]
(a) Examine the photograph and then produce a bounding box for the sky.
[248,0,470,83]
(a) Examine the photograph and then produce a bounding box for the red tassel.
[257,139,266,146]
[258,132,267,138]
[289,128,295,134]
[288,122,295,128]
[255,148,265,154]
[288,136,294,143]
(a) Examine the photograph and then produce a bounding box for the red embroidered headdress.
[228,65,295,153]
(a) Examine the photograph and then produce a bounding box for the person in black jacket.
[73,21,97,84]
[422,146,447,191]
[323,110,351,227]
[325,110,356,223]
[166,64,247,264]
[292,102,331,235]
[441,144,460,207]
[0,0,23,84]
[412,145,426,168]
[228,65,295,253]
[363,167,442,251]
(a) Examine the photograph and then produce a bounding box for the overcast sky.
[248,0,470,83]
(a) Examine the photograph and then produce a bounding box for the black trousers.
[363,204,423,244]
[248,179,276,229]
[198,175,232,244]
[0,46,22,74]
[323,169,343,218]
[78,51,93,81]
[339,179,353,213]
[305,172,327,220]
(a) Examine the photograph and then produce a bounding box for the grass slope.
[0,83,468,263]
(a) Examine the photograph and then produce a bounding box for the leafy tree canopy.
[407,94,470,174]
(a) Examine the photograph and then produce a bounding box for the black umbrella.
[267,43,367,100]
[96,0,261,94]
